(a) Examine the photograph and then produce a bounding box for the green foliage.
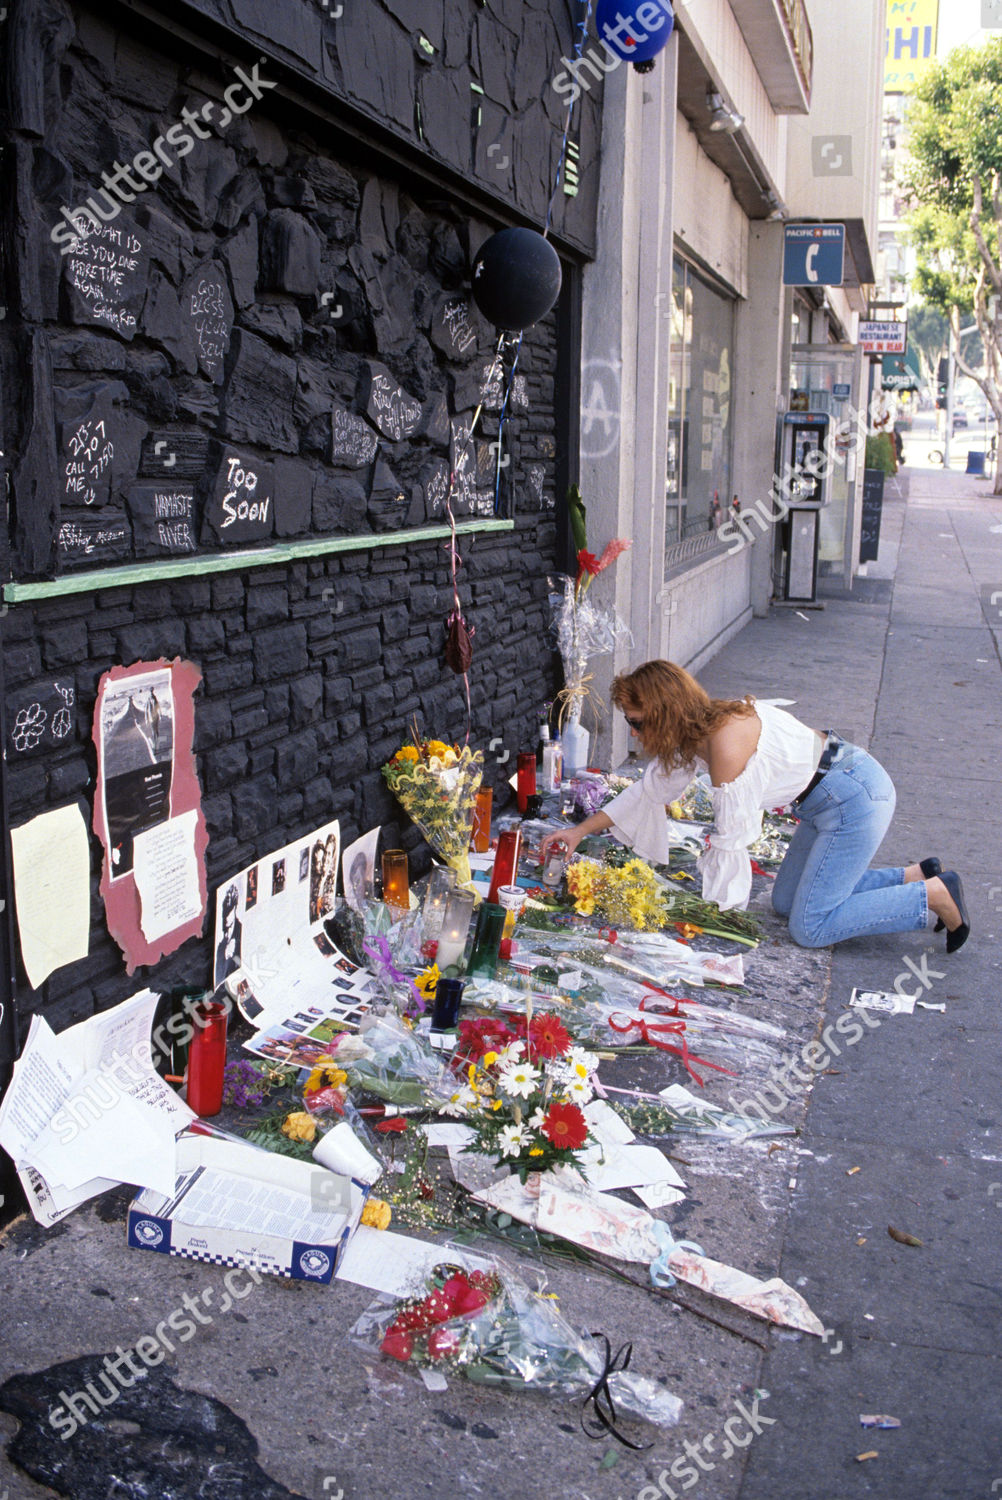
[907,303,949,382]
[865,434,897,476]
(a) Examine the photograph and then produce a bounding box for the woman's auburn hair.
[611,660,755,772]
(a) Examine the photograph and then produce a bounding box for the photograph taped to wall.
[99,666,174,880]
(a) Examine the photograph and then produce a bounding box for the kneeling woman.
[540,660,969,951]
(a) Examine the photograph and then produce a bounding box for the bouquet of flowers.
[442,1011,597,1180]
[549,486,632,731]
[566,853,761,945]
[382,728,483,888]
[352,1257,683,1439]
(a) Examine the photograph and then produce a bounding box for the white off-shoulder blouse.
[604,700,823,911]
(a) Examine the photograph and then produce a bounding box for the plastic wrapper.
[382,743,483,888]
[343,1013,454,1109]
[351,1251,683,1433]
[548,574,632,726]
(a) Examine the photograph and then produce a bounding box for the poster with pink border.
[92,658,208,972]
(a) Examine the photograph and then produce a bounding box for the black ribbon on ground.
[580,1332,653,1450]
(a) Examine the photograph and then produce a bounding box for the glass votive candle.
[186,999,229,1117]
[431,976,465,1031]
[487,826,521,904]
[496,883,528,962]
[381,849,410,914]
[467,901,506,978]
[516,751,537,814]
[420,867,457,959]
[435,889,476,970]
[471,787,493,853]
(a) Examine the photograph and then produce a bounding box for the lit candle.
[381,849,410,914]
[435,889,476,970]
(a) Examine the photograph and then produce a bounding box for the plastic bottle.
[540,725,558,794]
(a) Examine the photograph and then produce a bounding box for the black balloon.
[471,228,562,331]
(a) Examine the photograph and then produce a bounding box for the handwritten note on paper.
[134,810,201,943]
[9,805,90,989]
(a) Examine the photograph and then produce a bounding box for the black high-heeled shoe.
[920,857,945,931]
[939,870,971,953]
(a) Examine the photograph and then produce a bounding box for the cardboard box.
[128,1133,366,1283]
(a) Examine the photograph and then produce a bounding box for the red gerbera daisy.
[541,1101,588,1151]
[527,1013,572,1060]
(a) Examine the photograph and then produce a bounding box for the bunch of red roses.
[380,1267,502,1364]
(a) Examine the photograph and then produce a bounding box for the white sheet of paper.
[421,1122,475,1147]
[633,1181,687,1210]
[0,990,192,1217]
[9,805,90,989]
[580,1139,687,1192]
[134,810,201,943]
[584,1098,636,1146]
[340,827,380,914]
[336,1227,447,1294]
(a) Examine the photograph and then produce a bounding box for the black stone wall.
[0,0,585,1038]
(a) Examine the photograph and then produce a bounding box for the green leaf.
[567,485,588,557]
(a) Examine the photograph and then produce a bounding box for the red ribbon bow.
[607,1003,737,1087]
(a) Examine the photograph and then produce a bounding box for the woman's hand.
[538,825,585,863]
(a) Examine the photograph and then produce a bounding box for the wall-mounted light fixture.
[706,89,744,134]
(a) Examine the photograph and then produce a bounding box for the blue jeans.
[771,742,929,947]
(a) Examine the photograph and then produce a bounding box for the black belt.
[794,731,843,804]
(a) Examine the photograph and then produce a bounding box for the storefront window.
[665,257,735,548]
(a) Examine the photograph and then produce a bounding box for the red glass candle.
[186,1000,228,1117]
[488,827,521,904]
[516,752,537,814]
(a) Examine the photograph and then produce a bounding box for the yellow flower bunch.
[414,964,441,1004]
[565,857,602,915]
[304,1064,348,1094]
[566,856,666,932]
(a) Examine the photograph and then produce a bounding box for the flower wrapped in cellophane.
[382,734,483,889]
[549,486,632,730]
[351,1255,683,1441]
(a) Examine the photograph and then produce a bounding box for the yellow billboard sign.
[885,0,940,94]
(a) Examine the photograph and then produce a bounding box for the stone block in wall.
[273,455,313,537]
[6,676,77,759]
[275,728,319,784]
[219,328,298,453]
[312,472,368,534]
[48,331,127,373]
[222,219,259,308]
[231,774,278,840]
[291,672,323,724]
[204,740,249,793]
[143,268,199,374]
[337,10,415,133]
[339,626,381,670]
[245,583,289,632]
[48,759,91,799]
[115,619,186,662]
[259,209,322,296]
[253,621,309,680]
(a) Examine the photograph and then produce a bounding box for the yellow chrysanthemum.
[305,1065,347,1094]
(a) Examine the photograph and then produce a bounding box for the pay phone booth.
[777,411,830,604]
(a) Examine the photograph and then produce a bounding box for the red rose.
[442,1274,489,1316]
[381,1329,413,1361]
[542,1101,588,1151]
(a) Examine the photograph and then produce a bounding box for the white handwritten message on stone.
[61,412,115,507]
[127,483,197,556]
[183,265,233,383]
[203,449,275,545]
[63,220,149,340]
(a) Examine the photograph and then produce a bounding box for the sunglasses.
[623,713,645,732]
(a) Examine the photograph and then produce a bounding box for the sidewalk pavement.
[1,458,999,1500]
[697,454,1002,1499]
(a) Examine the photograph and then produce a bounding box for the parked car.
[952,405,969,429]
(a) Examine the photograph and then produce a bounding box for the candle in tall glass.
[516,752,537,814]
[420,866,456,960]
[435,889,476,970]
[487,827,521,904]
[471,787,493,853]
[467,902,506,978]
[381,850,410,914]
[186,999,229,1117]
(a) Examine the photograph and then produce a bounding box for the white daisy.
[499,1123,528,1157]
[528,1108,547,1131]
[567,1046,599,1076]
[565,1076,593,1105]
[496,1038,525,1069]
[442,1085,478,1116]
[497,1059,540,1099]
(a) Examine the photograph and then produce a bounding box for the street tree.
[904,37,1002,488]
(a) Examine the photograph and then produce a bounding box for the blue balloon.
[595,0,674,64]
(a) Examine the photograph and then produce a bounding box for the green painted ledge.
[2,518,515,603]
